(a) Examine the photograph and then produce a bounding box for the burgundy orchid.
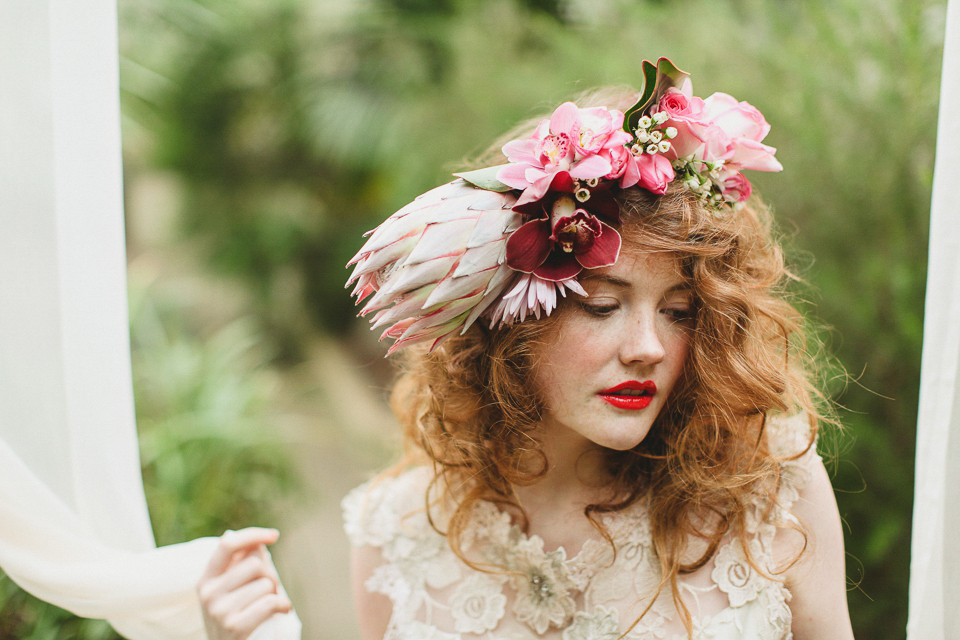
[506,183,621,282]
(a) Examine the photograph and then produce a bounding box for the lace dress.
[342,416,817,640]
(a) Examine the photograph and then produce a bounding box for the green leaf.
[453,165,513,192]
[624,57,690,133]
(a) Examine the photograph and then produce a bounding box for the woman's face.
[533,249,693,453]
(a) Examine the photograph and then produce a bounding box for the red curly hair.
[383,89,828,635]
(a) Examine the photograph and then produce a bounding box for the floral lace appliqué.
[450,574,508,634]
[343,414,817,640]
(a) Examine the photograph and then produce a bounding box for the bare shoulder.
[343,468,434,640]
[350,544,393,640]
[776,455,855,639]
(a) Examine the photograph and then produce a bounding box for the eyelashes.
[577,302,696,323]
[578,302,619,317]
[663,307,695,322]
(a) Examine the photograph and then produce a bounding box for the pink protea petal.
[559,277,587,297]
[505,218,553,272]
[485,273,585,328]
[575,221,621,269]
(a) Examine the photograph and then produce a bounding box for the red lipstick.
[598,380,657,410]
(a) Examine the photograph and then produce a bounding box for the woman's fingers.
[209,576,277,621]
[201,552,273,602]
[202,527,280,580]
[199,527,290,640]
[220,593,293,638]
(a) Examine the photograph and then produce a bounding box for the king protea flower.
[347,180,523,352]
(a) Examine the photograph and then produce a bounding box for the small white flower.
[652,111,669,125]
[645,144,659,155]
[650,130,663,143]
[637,115,652,129]
[634,130,650,144]
[450,574,507,634]
[586,177,600,188]
[664,126,678,139]
[657,141,671,153]
[562,605,620,640]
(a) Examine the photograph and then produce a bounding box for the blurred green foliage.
[0,276,296,639]
[2,0,942,637]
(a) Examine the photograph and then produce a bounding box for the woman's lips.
[598,380,657,410]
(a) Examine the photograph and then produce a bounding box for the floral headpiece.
[347,58,781,352]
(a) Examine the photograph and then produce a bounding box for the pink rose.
[703,93,771,143]
[727,138,783,172]
[721,172,752,203]
[600,145,632,181]
[698,122,734,165]
[655,81,707,160]
[657,80,704,121]
[635,154,675,194]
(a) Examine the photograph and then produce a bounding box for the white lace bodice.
[342,416,817,640]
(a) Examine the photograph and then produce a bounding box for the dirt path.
[271,336,398,640]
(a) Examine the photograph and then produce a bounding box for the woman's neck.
[511,424,613,534]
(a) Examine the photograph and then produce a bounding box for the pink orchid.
[506,194,621,281]
[498,102,631,204]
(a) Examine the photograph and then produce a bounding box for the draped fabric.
[907,1,960,638]
[0,1,299,637]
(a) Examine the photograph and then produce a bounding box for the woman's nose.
[619,315,666,366]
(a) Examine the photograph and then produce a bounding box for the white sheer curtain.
[0,1,299,638]
[907,1,960,639]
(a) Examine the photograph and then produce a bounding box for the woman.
[198,59,855,640]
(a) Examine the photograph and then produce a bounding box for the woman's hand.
[198,527,293,640]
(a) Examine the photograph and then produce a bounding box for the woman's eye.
[579,302,619,317]
[663,307,695,323]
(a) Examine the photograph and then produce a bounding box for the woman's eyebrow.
[578,274,631,288]
[579,274,693,293]
[666,282,693,294]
